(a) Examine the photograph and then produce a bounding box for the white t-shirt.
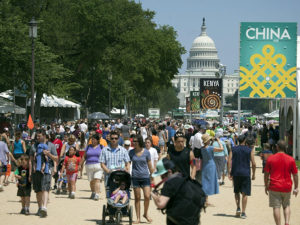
[80,123,88,133]
[189,136,195,150]
[140,127,147,141]
[148,147,158,171]
[194,132,203,149]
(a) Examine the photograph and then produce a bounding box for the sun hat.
[223,130,230,136]
[201,133,212,144]
[124,140,131,146]
[152,160,168,177]
[215,132,223,138]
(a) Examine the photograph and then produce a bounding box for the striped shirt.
[99,145,130,171]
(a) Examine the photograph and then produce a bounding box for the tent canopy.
[263,110,279,118]
[28,94,80,108]
[0,97,25,114]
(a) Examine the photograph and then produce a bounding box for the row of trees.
[225,90,270,114]
[0,0,184,118]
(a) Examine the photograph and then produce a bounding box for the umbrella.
[88,112,109,120]
[192,119,208,126]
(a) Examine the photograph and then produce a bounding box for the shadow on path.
[213,213,239,218]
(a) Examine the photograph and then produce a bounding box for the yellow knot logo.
[240,44,296,98]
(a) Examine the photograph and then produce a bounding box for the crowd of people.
[0,118,298,225]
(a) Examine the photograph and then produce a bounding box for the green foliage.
[0,0,185,118]
[225,90,270,114]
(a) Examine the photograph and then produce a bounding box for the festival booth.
[0,97,26,131]
[28,94,81,122]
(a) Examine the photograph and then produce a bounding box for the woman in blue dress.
[201,134,223,206]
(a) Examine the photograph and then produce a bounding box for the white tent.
[0,97,25,114]
[263,110,279,118]
[28,94,80,109]
[111,108,125,115]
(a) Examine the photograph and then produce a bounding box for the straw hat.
[202,133,212,144]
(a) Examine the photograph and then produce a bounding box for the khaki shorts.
[85,163,103,182]
[269,191,291,208]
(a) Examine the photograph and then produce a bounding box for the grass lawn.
[296,161,300,169]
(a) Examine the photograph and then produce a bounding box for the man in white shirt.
[80,121,88,133]
[194,125,206,150]
[193,125,206,184]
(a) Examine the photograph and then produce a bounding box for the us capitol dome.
[186,18,219,74]
[171,18,239,107]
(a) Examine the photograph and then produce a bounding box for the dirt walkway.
[1,156,299,225]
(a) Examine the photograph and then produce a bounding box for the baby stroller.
[102,170,133,225]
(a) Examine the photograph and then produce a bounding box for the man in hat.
[151,158,203,225]
[167,131,196,179]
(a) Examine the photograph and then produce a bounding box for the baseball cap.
[96,129,103,135]
[124,140,131,146]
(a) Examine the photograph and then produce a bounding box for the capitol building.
[171,18,239,107]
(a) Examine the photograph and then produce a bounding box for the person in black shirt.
[167,131,196,179]
[151,158,203,225]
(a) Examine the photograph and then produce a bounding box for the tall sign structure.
[200,78,222,109]
[240,22,297,98]
[190,91,200,112]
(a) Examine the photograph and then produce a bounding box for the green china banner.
[240,22,297,98]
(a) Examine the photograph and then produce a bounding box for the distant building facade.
[172,18,239,107]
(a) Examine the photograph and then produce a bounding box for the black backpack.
[165,176,206,225]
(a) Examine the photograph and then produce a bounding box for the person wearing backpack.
[151,158,206,225]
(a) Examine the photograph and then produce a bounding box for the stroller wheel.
[102,205,106,225]
[116,211,121,225]
[129,206,133,225]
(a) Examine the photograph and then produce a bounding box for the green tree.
[225,90,270,114]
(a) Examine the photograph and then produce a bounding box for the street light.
[216,63,226,125]
[29,17,37,121]
[108,72,112,119]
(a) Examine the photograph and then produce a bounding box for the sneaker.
[36,208,41,216]
[94,194,99,201]
[25,208,30,216]
[0,185,3,192]
[236,207,241,217]
[241,212,247,219]
[70,192,75,199]
[56,188,61,195]
[90,192,96,199]
[20,208,26,214]
[40,208,47,218]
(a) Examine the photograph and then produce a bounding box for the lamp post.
[29,18,37,121]
[217,63,226,125]
[234,69,241,133]
[108,72,112,119]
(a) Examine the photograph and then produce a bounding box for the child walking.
[15,154,31,215]
[61,146,80,199]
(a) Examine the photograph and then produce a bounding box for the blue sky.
[136,0,300,74]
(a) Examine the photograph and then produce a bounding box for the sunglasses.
[111,137,118,140]
[133,140,138,142]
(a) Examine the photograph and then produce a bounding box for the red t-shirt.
[64,155,81,175]
[53,138,63,158]
[264,152,298,192]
